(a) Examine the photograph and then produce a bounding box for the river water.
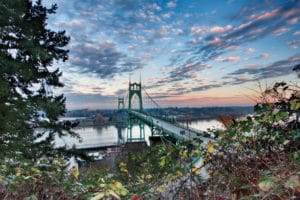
[55,119,224,149]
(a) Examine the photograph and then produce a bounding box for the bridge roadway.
[129,110,213,143]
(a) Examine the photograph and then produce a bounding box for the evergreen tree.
[0,0,79,163]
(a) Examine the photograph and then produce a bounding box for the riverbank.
[80,142,149,172]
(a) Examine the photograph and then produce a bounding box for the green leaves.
[284,175,300,189]
[289,151,300,164]
[274,111,288,122]
[159,156,166,168]
[89,179,129,200]
[290,99,300,111]
[258,177,279,191]
[23,195,38,200]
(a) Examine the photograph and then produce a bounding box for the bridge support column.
[127,117,145,142]
[140,123,145,141]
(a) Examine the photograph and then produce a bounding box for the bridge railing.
[128,110,186,140]
[137,110,216,138]
[173,123,203,134]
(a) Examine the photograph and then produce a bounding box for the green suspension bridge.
[119,81,214,144]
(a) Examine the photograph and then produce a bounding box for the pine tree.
[0,0,79,163]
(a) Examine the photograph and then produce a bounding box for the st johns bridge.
[116,81,214,145]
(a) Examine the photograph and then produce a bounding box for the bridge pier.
[127,117,145,142]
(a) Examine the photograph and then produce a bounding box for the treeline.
[147,106,254,121]
[66,106,254,123]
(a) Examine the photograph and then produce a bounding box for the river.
[55,119,224,149]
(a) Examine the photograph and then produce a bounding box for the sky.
[44,0,300,110]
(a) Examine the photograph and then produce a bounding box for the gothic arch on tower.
[128,82,143,111]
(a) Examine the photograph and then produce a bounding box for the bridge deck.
[129,110,213,143]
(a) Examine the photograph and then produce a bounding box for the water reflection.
[59,120,223,149]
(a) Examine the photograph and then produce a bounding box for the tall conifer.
[0,0,78,162]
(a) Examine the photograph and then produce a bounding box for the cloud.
[214,56,240,62]
[288,39,300,48]
[167,1,177,8]
[287,17,298,24]
[191,83,223,92]
[228,76,256,85]
[190,26,206,35]
[271,27,289,36]
[175,1,300,65]
[226,56,240,62]
[162,12,172,19]
[245,63,260,67]
[228,54,300,79]
[69,41,144,78]
[168,62,211,82]
[58,20,83,27]
[66,93,113,102]
[260,53,270,59]
[173,28,184,35]
[91,86,105,93]
[210,25,233,33]
[59,0,169,47]
[192,54,300,92]
[246,48,255,53]
[65,93,116,109]
[114,89,127,96]
[207,37,222,45]
[293,31,300,35]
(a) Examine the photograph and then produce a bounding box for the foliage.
[0,156,74,199]
[0,0,91,198]
[0,0,81,163]
[86,69,298,199]
[204,74,300,199]
[107,140,207,199]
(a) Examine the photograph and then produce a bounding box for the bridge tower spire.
[128,81,143,111]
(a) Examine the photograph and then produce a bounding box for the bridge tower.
[128,82,143,111]
[118,97,125,110]
[127,80,145,142]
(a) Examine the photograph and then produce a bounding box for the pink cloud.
[272,27,289,36]
[293,31,300,35]
[210,25,233,33]
[257,10,279,20]
[215,56,239,62]
[245,63,259,67]
[190,26,206,35]
[260,53,270,58]
[207,37,221,45]
[246,48,255,53]
[226,56,240,62]
[287,17,299,24]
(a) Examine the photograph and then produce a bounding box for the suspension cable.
[142,87,161,109]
